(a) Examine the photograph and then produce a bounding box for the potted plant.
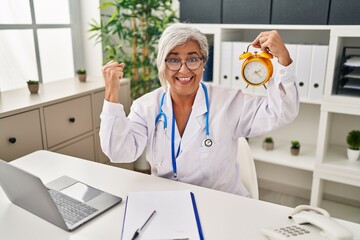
[262,137,274,151]
[346,130,360,161]
[27,80,39,94]
[290,140,300,156]
[89,0,178,99]
[76,68,87,82]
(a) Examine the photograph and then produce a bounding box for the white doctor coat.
[100,63,299,196]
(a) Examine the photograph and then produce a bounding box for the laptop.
[0,160,122,231]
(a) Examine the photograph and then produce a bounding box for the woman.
[100,23,299,197]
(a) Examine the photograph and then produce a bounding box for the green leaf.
[88,0,178,99]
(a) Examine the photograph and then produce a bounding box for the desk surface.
[1,150,360,240]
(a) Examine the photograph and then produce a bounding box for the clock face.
[243,61,269,85]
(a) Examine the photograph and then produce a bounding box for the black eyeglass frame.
[164,57,204,71]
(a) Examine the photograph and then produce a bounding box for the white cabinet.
[0,77,132,170]
[192,24,360,222]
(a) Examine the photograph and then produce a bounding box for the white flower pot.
[347,148,360,162]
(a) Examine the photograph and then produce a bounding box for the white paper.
[344,56,360,67]
[344,69,360,79]
[121,190,201,240]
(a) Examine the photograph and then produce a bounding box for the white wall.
[79,0,103,77]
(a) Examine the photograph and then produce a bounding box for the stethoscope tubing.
[155,82,211,180]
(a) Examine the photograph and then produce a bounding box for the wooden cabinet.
[0,77,132,170]
[0,110,43,161]
[44,95,93,148]
[53,135,96,161]
[93,91,105,129]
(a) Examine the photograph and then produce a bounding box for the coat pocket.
[199,138,228,180]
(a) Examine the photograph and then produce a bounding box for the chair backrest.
[237,137,259,199]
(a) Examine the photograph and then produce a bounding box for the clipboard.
[121,190,204,240]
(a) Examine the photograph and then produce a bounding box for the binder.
[121,190,204,240]
[232,41,253,94]
[286,44,298,65]
[309,45,328,100]
[220,42,233,87]
[295,44,312,100]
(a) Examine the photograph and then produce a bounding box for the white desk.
[1,150,360,240]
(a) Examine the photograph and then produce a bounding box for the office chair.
[237,137,259,199]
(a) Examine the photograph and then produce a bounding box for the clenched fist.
[102,60,126,103]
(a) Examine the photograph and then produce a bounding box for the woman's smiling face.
[164,40,204,99]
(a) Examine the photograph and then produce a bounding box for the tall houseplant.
[89,0,178,99]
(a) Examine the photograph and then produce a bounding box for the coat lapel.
[160,84,208,150]
[181,84,207,150]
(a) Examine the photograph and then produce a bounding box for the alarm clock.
[239,45,274,89]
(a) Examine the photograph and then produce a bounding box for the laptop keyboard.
[48,189,98,225]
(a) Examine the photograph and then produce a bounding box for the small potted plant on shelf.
[27,80,39,94]
[76,68,87,82]
[262,137,274,151]
[290,140,300,156]
[346,130,360,161]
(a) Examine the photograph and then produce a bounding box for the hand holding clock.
[251,30,292,67]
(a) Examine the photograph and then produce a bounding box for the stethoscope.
[154,82,212,180]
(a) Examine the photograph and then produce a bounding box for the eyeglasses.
[164,57,204,71]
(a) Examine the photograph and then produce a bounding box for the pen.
[131,210,156,240]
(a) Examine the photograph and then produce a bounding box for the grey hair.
[157,23,209,90]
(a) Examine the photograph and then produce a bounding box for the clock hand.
[254,70,262,78]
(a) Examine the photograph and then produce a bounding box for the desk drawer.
[53,135,96,161]
[0,110,43,161]
[44,95,93,148]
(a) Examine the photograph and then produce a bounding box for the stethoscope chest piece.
[203,138,213,148]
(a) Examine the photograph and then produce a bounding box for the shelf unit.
[191,24,360,223]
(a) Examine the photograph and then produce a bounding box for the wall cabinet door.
[0,110,43,161]
[180,0,222,23]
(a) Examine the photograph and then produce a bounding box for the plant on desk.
[27,80,39,94]
[262,137,274,151]
[346,130,360,161]
[76,68,87,82]
[290,140,300,156]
